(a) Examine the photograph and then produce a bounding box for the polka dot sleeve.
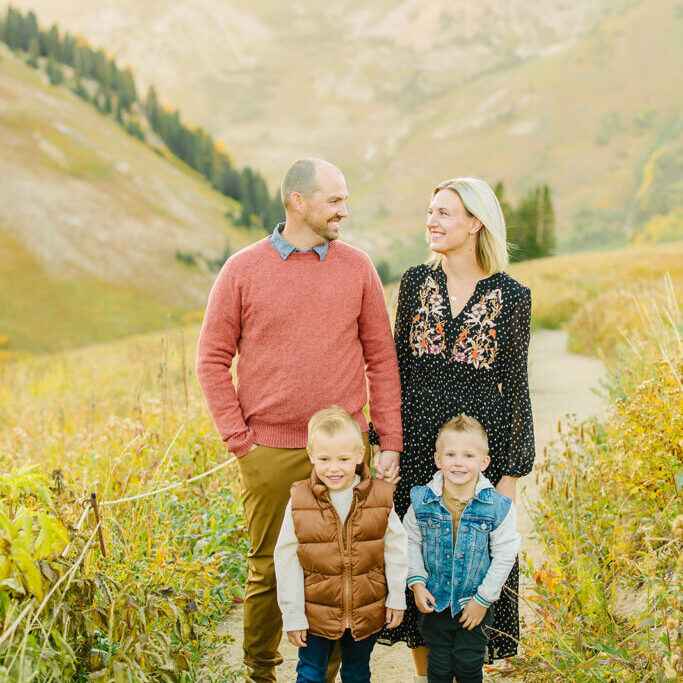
[500,287,535,478]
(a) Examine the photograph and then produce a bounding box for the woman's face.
[427,189,477,254]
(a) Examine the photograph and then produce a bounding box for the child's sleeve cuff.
[407,576,426,588]
[474,592,492,608]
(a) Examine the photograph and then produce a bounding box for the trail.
[218,330,606,682]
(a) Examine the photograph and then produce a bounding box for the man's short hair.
[281,159,320,208]
[307,405,363,450]
[436,413,489,453]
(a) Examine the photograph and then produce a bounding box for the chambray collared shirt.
[269,223,329,261]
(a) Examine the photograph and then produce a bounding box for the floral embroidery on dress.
[451,288,503,369]
[409,276,447,357]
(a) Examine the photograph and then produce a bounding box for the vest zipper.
[342,496,356,631]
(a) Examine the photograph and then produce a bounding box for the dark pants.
[418,608,492,683]
[296,630,379,683]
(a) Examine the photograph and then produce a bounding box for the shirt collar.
[269,223,329,261]
[424,471,494,504]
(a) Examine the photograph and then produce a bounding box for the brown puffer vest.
[290,463,393,640]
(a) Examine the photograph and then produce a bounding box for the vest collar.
[310,463,374,503]
[421,471,494,506]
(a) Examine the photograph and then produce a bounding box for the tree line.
[495,182,556,263]
[0,6,284,232]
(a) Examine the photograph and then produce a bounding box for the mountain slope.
[0,46,254,352]
[8,0,681,254]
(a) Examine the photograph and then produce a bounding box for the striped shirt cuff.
[407,576,426,588]
[473,593,492,608]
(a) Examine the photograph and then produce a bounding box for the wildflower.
[666,616,679,630]
[429,293,443,307]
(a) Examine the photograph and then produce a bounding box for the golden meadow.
[1,241,681,681]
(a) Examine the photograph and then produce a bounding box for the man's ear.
[290,192,305,214]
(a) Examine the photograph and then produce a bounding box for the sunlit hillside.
[9,0,682,257]
[0,46,257,353]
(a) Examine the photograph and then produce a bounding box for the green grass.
[0,231,178,353]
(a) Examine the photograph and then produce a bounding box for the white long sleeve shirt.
[274,475,408,632]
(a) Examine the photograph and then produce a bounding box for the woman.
[378,177,535,679]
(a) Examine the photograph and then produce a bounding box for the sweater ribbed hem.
[378,434,404,452]
[248,410,369,452]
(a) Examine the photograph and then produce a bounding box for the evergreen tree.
[19,10,39,51]
[27,36,39,67]
[145,85,160,130]
[4,8,23,50]
[46,57,64,85]
[44,24,60,59]
[538,184,556,257]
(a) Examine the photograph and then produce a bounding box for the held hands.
[385,607,404,628]
[287,630,307,647]
[459,598,487,630]
[372,446,401,485]
[412,583,437,613]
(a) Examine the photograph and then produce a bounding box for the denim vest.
[409,474,512,615]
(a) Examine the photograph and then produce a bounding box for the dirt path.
[219,330,606,682]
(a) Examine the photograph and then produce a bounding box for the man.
[196,158,402,683]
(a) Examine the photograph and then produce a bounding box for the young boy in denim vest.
[403,414,521,683]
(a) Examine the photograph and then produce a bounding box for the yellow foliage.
[634,207,683,245]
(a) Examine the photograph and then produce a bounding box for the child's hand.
[382,466,401,486]
[385,607,404,628]
[287,630,307,647]
[412,583,437,613]
[459,598,487,630]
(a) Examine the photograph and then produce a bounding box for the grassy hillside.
[8,0,681,256]
[0,46,256,353]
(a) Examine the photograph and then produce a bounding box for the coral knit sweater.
[196,237,403,458]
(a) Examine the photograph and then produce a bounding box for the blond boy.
[274,407,408,682]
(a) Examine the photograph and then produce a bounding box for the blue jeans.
[296,629,378,683]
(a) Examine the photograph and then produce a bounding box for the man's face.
[300,165,349,242]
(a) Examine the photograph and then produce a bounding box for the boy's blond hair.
[307,406,363,450]
[436,413,489,453]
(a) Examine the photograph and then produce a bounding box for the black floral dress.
[378,264,535,661]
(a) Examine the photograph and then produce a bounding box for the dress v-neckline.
[439,267,493,322]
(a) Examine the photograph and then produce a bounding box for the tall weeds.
[516,278,682,681]
[0,329,248,681]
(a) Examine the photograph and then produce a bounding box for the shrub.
[514,281,682,681]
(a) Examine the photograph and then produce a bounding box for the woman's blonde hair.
[426,177,509,274]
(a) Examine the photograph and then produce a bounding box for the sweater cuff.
[228,429,256,458]
[378,434,403,453]
[407,576,426,589]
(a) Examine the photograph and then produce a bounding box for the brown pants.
[236,435,371,683]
